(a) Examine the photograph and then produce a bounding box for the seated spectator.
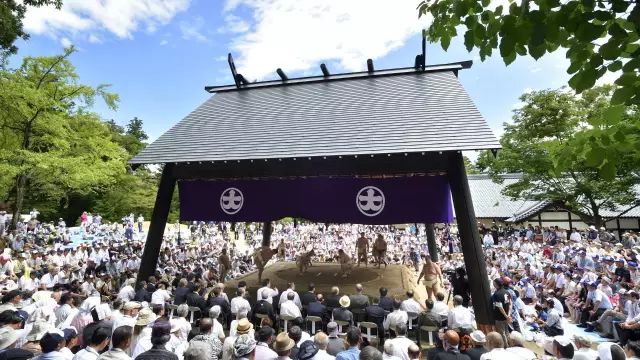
[279,283,302,310]
[206,286,230,327]
[399,290,422,315]
[432,330,470,360]
[336,328,361,360]
[280,292,303,321]
[273,332,295,360]
[505,331,535,360]
[232,334,256,360]
[432,293,449,319]
[386,323,415,360]
[572,334,598,360]
[255,326,277,359]
[134,321,179,360]
[207,306,225,343]
[230,311,249,338]
[307,294,329,326]
[624,341,640,360]
[98,325,133,360]
[288,325,305,359]
[230,289,250,320]
[298,340,320,360]
[187,318,222,359]
[313,332,335,360]
[185,284,207,316]
[182,342,210,360]
[301,283,317,308]
[349,284,369,316]
[447,295,475,331]
[542,298,564,336]
[326,322,345,356]
[360,345,383,360]
[332,297,354,326]
[364,297,385,338]
[463,330,487,360]
[383,300,407,335]
[407,344,421,360]
[37,332,66,360]
[252,289,276,325]
[73,327,111,360]
[479,332,508,360]
[326,287,341,310]
[379,288,393,313]
[383,342,402,360]
[550,336,574,360]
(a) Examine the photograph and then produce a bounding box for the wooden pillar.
[447,152,494,326]
[262,221,272,247]
[137,164,175,286]
[426,223,438,262]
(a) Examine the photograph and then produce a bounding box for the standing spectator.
[491,279,511,345]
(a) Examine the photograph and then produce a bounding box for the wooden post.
[447,152,494,326]
[262,221,272,247]
[426,223,438,262]
[136,164,175,286]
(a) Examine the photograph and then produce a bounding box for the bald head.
[486,332,504,350]
[356,284,363,293]
[444,330,460,347]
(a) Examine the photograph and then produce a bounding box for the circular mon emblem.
[356,186,385,217]
[220,187,244,215]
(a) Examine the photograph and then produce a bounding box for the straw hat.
[236,318,253,335]
[274,332,295,352]
[123,301,142,311]
[0,328,23,350]
[136,308,156,326]
[339,295,351,308]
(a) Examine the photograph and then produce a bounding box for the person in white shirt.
[383,300,408,334]
[208,306,226,342]
[256,278,278,304]
[483,232,494,247]
[432,292,449,318]
[570,229,582,242]
[279,282,302,310]
[112,302,141,336]
[480,331,511,360]
[313,332,336,360]
[150,282,171,306]
[382,342,402,360]
[116,279,136,303]
[386,323,415,360]
[98,325,133,360]
[230,289,251,317]
[447,295,475,330]
[506,331,536,360]
[280,292,302,320]
[400,291,423,315]
[572,334,598,360]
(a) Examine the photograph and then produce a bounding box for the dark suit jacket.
[463,346,488,360]
[349,294,369,311]
[186,292,207,314]
[134,288,151,303]
[433,350,471,360]
[332,307,354,325]
[307,301,329,324]
[174,287,189,305]
[365,304,385,330]
[301,291,317,307]
[326,295,341,310]
[207,296,231,320]
[379,296,394,312]
[253,299,276,323]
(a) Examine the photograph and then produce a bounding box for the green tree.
[0,47,126,226]
[418,0,640,106]
[107,117,148,160]
[464,155,480,174]
[0,0,63,56]
[486,85,640,227]
[126,117,148,142]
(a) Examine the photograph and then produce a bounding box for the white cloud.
[223,0,431,80]
[160,39,169,46]
[87,34,101,43]
[60,37,72,47]
[218,14,251,34]
[23,0,191,40]
[179,16,209,42]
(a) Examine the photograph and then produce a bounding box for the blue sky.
[15,0,574,148]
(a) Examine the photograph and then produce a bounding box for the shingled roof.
[130,62,500,165]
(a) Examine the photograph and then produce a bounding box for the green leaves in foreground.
[418,0,640,105]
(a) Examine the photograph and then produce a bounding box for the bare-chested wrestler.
[373,234,388,268]
[335,249,353,278]
[356,232,369,267]
[218,248,231,282]
[297,249,315,274]
[277,239,286,260]
[417,256,443,299]
[253,245,276,284]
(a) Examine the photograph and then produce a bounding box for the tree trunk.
[11,173,27,228]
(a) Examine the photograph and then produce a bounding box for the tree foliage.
[418,0,640,106]
[0,0,63,56]
[483,85,639,227]
[0,47,126,225]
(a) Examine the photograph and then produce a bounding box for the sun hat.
[274,332,295,352]
[553,335,574,347]
[339,295,351,308]
[26,321,50,341]
[136,308,156,326]
[236,318,253,335]
[470,330,486,343]
[123,301,142,311]
[0,328,24,350]
[234,333,257,357]
[298,340,319,360]
[573,334,592,347]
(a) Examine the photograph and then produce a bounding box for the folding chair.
[280,315,297,333]
[188,307,201,324]
[419,325,439,347]
[359,322,380,347]
[305,316,322,334]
